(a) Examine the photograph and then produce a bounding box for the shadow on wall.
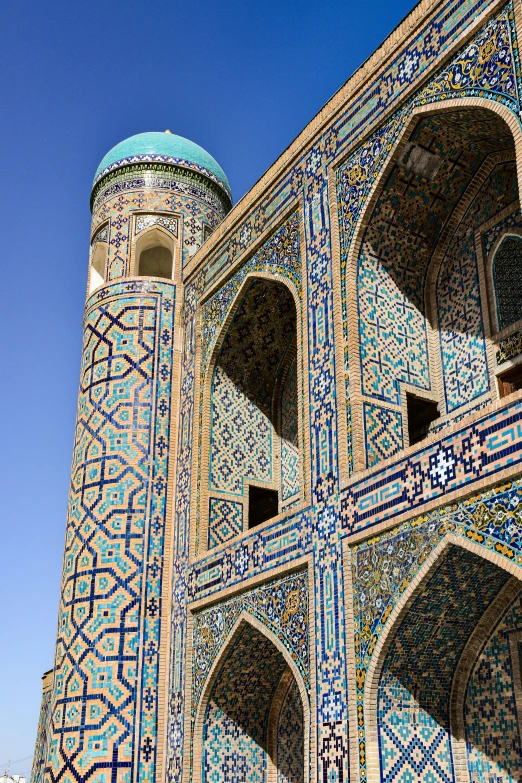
[208,277,300,541]
[357,107,519,410]
[377,544,522,783]
[202,622,305,783]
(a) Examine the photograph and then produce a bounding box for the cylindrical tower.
[37,132,231,783]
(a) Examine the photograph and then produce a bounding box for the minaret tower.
[33,132,231,783]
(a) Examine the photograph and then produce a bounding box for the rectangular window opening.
[406,394,440,446]
[498,363,522,398]
[248,486,278,529]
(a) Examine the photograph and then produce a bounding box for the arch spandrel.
[346,485,522,783]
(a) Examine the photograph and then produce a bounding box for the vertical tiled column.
[304,147,350,783]
[43,280,177,783]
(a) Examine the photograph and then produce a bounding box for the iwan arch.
[30,2,522,783]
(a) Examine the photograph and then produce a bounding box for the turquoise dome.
[93,131,231,197]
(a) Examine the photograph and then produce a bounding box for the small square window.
[406,394,440,446]
[498,363,522,398]
[248,486,278,529]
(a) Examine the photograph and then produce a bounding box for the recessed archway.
[364,538,522,783]
[204,275,301,548]
[135,226,174,279]
[343,101,521,469]
[195,615,309,783]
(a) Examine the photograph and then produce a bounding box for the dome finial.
[165,129,172,134]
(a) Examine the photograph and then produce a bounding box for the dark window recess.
[498,363,522,398]
[407,394,440,445]
[249,486,278,528]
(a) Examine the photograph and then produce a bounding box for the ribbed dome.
[93,131,231,198]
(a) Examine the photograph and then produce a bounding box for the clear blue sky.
[0,0,415,771]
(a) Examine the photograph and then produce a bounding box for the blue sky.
[0,0,415,771]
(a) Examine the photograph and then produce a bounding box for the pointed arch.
[192,610,310,783]
[448,576,522,782]
[363,533,522,783]
[133,224,176,279]
[340,98,522,471]
[196,271,306,554]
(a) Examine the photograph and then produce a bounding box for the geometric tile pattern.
[200,213,301,373]
[43,280,175,783]
[276,678,304,783]
[199,215,301,551]
[202,624,289,783]
[465,592,522,783]
[350,479,522,783]
[358,245,430,404]
[336,7,520,468]
[482,205,522,257]
[357,117,516,421]
[363,403,403,468]
[377,547,509,783]
[340,398,522,535]
[208,497,244,548]
[135,214,178,237]
[209,366,273,495]
[208,277,299,543]
[437,161,518,412]
[93,154,232,202]
[192,570,309,718]
[281,354,300,504]
[338,8,519,338]
[492,235,522,331]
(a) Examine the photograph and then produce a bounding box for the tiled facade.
[32,2,522,783]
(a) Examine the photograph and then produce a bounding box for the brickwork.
[464,591,522,783]
[32,3,522,783]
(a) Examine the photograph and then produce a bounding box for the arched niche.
[193,613,309,783]
[490,233,522,333]
[135,226,174,279]
[202,274,302,550]
[363,536,522,783]
[342,100,521,470]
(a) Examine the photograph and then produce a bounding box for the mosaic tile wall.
[492,235,522,330]
[337,5,520,469]
[276,678,304,783]
[356,112,518,463]
[377,546,510,783]
[437,160,518,412]
[91,169,228,279]
[281,352,300,506]
[34,4,522,783]
[202,624,292,783]
[350,477,522,783]
[192,571,309,715]
[192,572,308,783]
[208,278,298,545]
[465,591,522,783]
[43,280,176,783]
